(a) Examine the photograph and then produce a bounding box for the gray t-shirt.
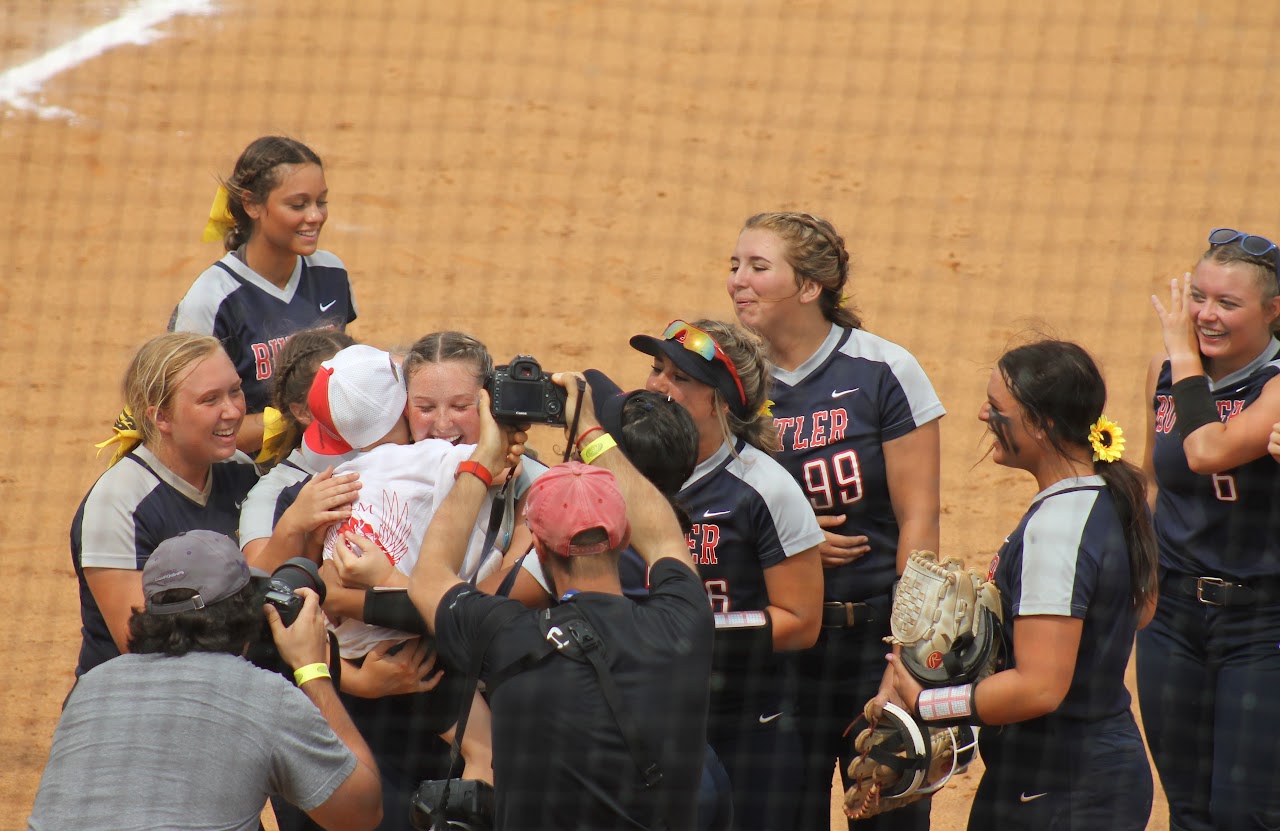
[28,651,356,831]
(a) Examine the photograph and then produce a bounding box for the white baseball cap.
[303,344,408,456]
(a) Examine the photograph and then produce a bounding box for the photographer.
[28,531,382,831]
[408,375,715,830]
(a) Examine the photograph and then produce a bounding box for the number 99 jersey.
[768,325,945,602]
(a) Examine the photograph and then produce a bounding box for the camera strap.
[488,605,665,793]
[435,600,527,830]
[561,376,587,463]
[471,483,509,585]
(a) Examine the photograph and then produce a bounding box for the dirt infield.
[7,0,1280,826]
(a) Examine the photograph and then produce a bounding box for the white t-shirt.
[322,439,501,658]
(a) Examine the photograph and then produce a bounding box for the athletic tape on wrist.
[917,684,974,725]
[1171,375,1219,440]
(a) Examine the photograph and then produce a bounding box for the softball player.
[1139,230,1280,830]
[887,340,1155,830]
[73,333,258,676]
[402,331,547,563]
[170,136,357,454]
[239,327,359,571]
[632,318,824,831]
[727,212,943,830]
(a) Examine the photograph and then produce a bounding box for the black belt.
[1163,573,1280,607]
[821,601,882,629]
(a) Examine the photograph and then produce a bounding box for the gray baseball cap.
[143,530,264,615]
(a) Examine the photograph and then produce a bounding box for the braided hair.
[220,137,323,252]
[742,212,861,329]
[262,328,357,468]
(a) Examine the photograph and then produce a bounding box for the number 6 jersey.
[768,324,945,602]
[1150,341,1280,581]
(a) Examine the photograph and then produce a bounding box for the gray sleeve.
[170,265,238,336]
[239,465,305,548]
[268,685,358,811]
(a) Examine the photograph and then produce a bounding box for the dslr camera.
[411,778,495,831]
[486,355,568,426]
[262,557,326,625]
[247,557,331,678]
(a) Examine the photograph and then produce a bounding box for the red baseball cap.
[525,461,631,557]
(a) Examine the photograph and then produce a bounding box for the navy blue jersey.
[169,250,357,413]
[1151,341,1280,580]
[988,476,1137,722]
[768,325,944,601]
[678,439,824,719]
[70,447,259,675]
[239,450,317,549]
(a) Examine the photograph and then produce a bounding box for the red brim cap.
[302,364,354,456]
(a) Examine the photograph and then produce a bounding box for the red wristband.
[455,460,493,487]
[575,425,605,449]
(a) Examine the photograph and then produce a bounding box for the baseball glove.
[886,550,1003,686]
[843,702,978,819]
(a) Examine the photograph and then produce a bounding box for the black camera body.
[487,355,567,425]
[248,557,329,678]
[411,778,495,831]
[262,557,326,625]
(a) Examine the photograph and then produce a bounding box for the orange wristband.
[455,460,493,487]
[575,426,605,449]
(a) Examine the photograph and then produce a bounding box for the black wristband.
[1171,375,1219,440]
[363,588,429,635]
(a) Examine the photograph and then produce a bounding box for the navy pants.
[967,711,1151,831]
[709,711,805,831]
[1136,586,1280,831]
[791,610,931,831]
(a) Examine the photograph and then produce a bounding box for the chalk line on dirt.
[0,0,217,120]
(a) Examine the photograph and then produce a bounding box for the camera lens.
[270,557,327,604]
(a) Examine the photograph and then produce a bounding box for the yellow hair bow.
[201,184,236,243]
[94,407,144,467]
[255,406,288,464]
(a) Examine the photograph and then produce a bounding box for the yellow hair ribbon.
[94,407,144,467]
[255,406,288,464]
[201,184,236,243]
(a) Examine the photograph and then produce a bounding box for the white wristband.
[917,684,974,723]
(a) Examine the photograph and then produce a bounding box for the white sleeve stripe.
[239,466,307,547]
[170,265,241,335]
[78,463,163,570]
[1016,489,1098,616]
[732,449,826,557]
[837,330,945,420]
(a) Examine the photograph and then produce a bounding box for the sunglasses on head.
[662,320,748,409]
[1208,228,1278,267]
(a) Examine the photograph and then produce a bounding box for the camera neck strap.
[489,604,665,792]
[561,376,587,463]
[469,483,510,586]
[436,600,527,829]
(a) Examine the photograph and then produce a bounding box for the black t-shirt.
[436,559,714,831]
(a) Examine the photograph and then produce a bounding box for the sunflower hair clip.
[1088,415,1125,463]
